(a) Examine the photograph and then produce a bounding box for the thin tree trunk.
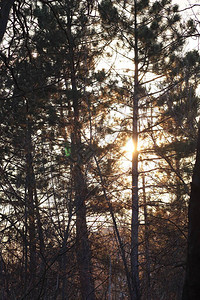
[182,127,200,299]
[61,234,69,300]
[59,102,73,300]
[142,175,151,300]
[24,186,28,295]
[131,1,140,299]
[26,151,36,280]
[25,109,37,287]
[108,256,112,300]
[94,155,133,299]
[34,187,45,266]
[60,189,73,300]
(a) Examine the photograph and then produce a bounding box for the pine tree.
[0,0,110,298]
[1,0,199,298]
[98,0,198,298]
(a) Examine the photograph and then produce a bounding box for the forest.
[0,0,200,299]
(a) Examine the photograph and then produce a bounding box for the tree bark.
[70,104,95,299]
[182,127,200,299]
[25,115,37,284]
[142,175,151,300]
[131,1,140,299]
[0,0,14,43]
[66,6,95,298]
[74,170,95,300]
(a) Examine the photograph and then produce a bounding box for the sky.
[174,0,200,51]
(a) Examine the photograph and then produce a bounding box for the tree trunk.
[131,1,140,299]
[142,175,151,300]
[74,170,95,300]
[34,186,45,270]
[182,127,200,299]
[71,122,95,299]
[25,116,37,285]
[0,0,14,42]
[67,8,95,299]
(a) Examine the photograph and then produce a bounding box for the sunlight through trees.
[0,1,200,299]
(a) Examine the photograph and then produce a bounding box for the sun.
[120,138,135,171]
[123,138,135,154]
[121,137,141,170]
